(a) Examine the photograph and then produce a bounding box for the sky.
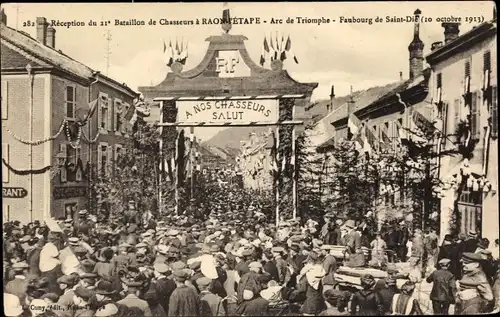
[2,2,495,140]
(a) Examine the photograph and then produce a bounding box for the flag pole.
[190,127,195,204]
[275,126,280,227]
[175,129,179,216]
[292,102,297,220]
[158,101,163,215]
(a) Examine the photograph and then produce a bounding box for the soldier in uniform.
[455,252,494,314]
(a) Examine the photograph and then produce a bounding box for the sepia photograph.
[1,1,498,316]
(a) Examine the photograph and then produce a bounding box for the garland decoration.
[3,119,66,146]
[81,128,100,143]
[65,121,82,149]
[2,158,52,175]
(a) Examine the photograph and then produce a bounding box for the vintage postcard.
[1,2,498,316]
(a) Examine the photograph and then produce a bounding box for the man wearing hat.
[168,269,201,316]
[437,234,460,279]
[237,261,264,305]
[56,274,79,314]
[455,252,493,314]
[343,220,361,255]
[117,280,150,313]
[197,276,226,316]
[72,285,95,317]
[425,258,457,315]
[320,289,350,316]
[149,262,176,313]
[4,262,30,304]
[271,246,289,285]
[464,230,479,253]
[74,209,93,237]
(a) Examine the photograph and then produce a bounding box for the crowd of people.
[3,186,500,316]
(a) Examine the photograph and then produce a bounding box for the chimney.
[46,26,56,48]
[0,8,6,25]
[328,85,335,112]
[36,17,48,45]
[400,71,403,81]
[442,22,460,44]
[347,85,356,115]
[408,9,424,79]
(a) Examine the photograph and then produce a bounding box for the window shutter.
[491,86,498,138]
[60,143,67,183]
[97,144,102,175]
[1,81,8,120]
[2,143,9,183]
[71,87,76,119]
[75,147,82,182]
[114,99,119,132]
[107,98,112,132]
[107,146,113,175]
[121,103,128,133]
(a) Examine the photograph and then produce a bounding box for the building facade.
[238,131,275,191]
[426,20,498,244]
[1,14,138,222]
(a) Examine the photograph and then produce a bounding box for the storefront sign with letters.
[53,186,88,200]
[177,99,279,123]
[2,187,28,198]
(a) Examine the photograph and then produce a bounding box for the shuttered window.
[491,86,498,138]
[470,92,480,140]
[59,143,67,183]
[98,143,109,177]
[2,143,9,183]
[65,85,76,119]
[98,93,109,133]
[484,51,491,71]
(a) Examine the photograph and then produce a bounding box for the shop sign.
[53,186,88,200]
[2,187,28,198]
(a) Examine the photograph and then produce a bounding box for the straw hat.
[4,294,23,317]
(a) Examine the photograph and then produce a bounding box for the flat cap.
[19,235,32,243]
[12,262,30,270]
[68,237,80,243]
[170,261,187,271]
[80,259,95,267]
[189,261,202,271]
[210,244,220,253]
[462,252,483,263]
[73,246,88,254]
[74,286,93,300]
[167,229,179,236]
[154,263,170,274]
[95,304,118,317]
[196,277,212,287]
[249,261,263,269]
[438,258,451,265]
[135,242,148,249]
[78,209,88,215]
[271,246,285,253]
[172,269,189,280]
[57,274,78,285]
[79,272,98,279]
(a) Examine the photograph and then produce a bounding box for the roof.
[328,82,402,125]
[1,23,137,97]
[426,20,497,65]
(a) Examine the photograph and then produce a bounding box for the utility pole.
[104,30,112,76]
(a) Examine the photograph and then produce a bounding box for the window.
[65,85,76,119]
[2,143,9,183]
[59,143,67,183]
[470,92,480,140]
[465,60,471,78]
[491,86,498,138]
[115,99,123,134]
[1,81,8,120]
[66,144,81,166]
[123,103,131,136]
[436,73,442,88]
[458,189,482,236]
[98,93,110,133]
[114,144,122,161]
[98,143,109,176]
[64,202,77,220]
